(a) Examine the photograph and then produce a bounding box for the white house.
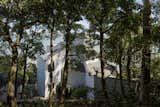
[37,48,119,98]
[36,36,119,98]
[84,59,119,89]
[37,44,65,97]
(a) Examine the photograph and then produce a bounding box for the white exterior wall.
[37,57,46,97]
[44,62,50,97]
[37,49,65,98]
[85,72,94,88]
[83,62,94,88]
[83,59,119,89]
[67,71,85,87]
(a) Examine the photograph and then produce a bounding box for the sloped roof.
[84,58,119,78]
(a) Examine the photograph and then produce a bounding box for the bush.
[0,101,6,107]
[71,87,88,99]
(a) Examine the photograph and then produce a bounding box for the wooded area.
[0,0,160,107]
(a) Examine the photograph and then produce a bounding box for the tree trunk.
[139,0,151,105]
[118,46,125,97]
[7,45,18,107]
[126,49,131,89]
[49,25,54,107]
[6,16,23,107]
[100,28,107,98]
[14,59,18,98]
[60,27,71,107]
[21,48,28,98]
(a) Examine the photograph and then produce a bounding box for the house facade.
[37,48,119,98]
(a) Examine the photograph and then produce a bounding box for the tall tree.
[0,0,42,106]
[0,2,24,106]
[44,1,56,106]
[104,0,142,96]
[39,1,62,106]
[57,1,88,105]
[139,0,151,104]
[20,28,44,98]
[85,0,116,98]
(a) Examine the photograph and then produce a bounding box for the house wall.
[85,72,94,88]
[44,63,50,97]
[94,77,136,93]
[67,71,85,87]
[36,50,65,98]
[94,77,117,91]
[37,57,46,97]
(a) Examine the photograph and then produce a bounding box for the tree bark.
[61,28,71,101]
[59,25,71,107]
[49,24,54,107]
[126,49,131,89]
[100,28,107,98]
[118,46,125,97]
[7,45,18,107]
[21,48,28,98]
[14,21,24,100]
[139,0,151,105]
[14,58,18,98]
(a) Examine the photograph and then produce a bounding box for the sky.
[136,0,142,4]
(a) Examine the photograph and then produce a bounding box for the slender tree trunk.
[7,18,23,107]
[49,24,54,107]
[7,45,18,107]
[21,48,28,98]
[126,33,132,90]
[62,32,70,98]
[14,21,23,100]
[14,59,18,98]
[118,46,125,97]
[126,3,132,90]
[126,49,131,89]
[139,0,151,105]
[60,27,71,107]
[100,28,107,98]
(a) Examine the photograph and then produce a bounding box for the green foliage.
[0,0,8,4]
[0,56,10,73]
[27,63,37,83]
[149,80,160,104]
[71,87,88,99]
[20,30,45,60]
[18,69,29,81]
[0,101,6,107]
[151,57,160,79]
[0,0,160,106]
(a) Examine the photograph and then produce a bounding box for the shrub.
[71,87,88,99]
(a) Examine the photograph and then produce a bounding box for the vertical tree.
[104,0,142,96]
[0,0,42,106]
[39,1,62,106]
[139,0,151,105]
[85,0,116,98]
[20,28,44,98]
[57,1,88,105]
[44,1,56,106]
[0,1,24,106]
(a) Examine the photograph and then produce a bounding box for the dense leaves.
[0,0,160,107]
